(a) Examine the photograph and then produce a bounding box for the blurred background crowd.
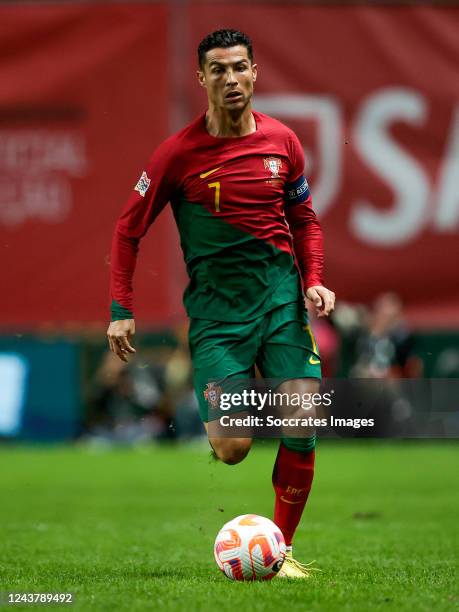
[1,1,458,444]
[85,293,458,444]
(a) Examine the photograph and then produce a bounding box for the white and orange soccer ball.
[214,514,286,581]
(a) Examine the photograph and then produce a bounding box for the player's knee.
[221,443,251,465]
[211,438,252,465]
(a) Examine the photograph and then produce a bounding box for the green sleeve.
[110,299,134,321]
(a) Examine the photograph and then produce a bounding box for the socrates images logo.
[204,382,223,409]
[263,156,282,178]
[134,171,151,197]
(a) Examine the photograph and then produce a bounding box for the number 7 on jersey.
[208,181,221,212]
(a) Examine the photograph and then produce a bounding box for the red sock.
[272,443,315,546]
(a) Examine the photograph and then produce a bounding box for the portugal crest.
[264,156,282,178]
[204,382,222,409]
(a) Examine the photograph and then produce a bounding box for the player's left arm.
[284,134,335,318]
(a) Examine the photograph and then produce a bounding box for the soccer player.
[108,29,335,578]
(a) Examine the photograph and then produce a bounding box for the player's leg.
[257,301,321,577]
[272,377,318,549]
[204,422,252,465]
[189,317,257,465]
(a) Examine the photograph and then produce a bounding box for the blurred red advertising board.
[185,4,459,327]
[1,3,458,328]
[0,3,178,329]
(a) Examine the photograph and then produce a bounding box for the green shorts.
[189,300,321,422]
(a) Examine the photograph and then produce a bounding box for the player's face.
[197,45,257,112]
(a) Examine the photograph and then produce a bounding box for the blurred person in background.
[86,349,171,444]
[164,322,205,440]
[350,292,423,379]
[332,293,424,437]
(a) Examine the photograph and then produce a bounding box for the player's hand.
[107,319,136,362]
[306,286,335,318]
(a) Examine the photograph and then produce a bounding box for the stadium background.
[1,1,458,440]
[0,3,458,609]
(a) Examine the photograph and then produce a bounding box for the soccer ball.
[214,514,286,581]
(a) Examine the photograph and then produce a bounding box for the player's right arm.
[107,140,177,361]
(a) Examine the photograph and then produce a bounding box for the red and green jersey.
[110,111,323,322]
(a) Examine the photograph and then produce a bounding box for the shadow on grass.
[73,566,217,582]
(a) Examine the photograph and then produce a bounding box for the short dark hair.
[198,29,253,68]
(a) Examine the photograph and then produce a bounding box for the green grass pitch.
[0,442,457,611]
